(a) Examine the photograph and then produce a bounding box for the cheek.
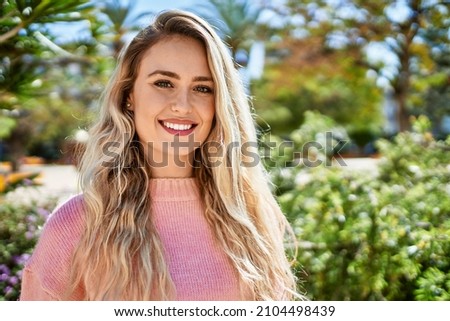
[204,99,215,123]
[134,94,166,119]
[132,106,160,142]
[133,107,157,128]
[208,109,215,123]
[133,85,168,111]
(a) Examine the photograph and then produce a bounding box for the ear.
[126,94,135,111]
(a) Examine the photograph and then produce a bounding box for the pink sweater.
[20,178,247,300]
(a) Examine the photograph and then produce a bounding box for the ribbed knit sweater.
[20,178,247,300]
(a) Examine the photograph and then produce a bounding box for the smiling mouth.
[159,120,198,135]
[162,121,194,130]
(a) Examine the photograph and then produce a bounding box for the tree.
[0,0,95,170]
[98,0,153,58]
[281,0,449,132]
[0,1,158,169]
[195,0,267,64]
[252,35,383,139]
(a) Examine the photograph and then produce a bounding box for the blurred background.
[1,0,449,300]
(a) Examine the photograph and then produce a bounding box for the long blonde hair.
[69,9,299,300]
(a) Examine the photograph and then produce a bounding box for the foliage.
[0,0,157,166]
[290,111,349,158]
[0,0,98,169]
[274,116,450,300]
[262,111,350,198]
[0,0,93,107]
[0,197,56,301]
[0,116,16,139]
[195,0,267,60]
[252,41,383,136]
[98,0,153,57]
[21,54,113,161]
[281,0,450,132]
[0,146,55,301]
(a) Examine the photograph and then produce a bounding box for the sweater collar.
[149,178,200,201]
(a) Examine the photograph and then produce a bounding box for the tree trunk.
[395,88,411,132]
[5,117,32,172]
[391,0,420,132]
[394,47,412,132]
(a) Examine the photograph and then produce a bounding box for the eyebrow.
[147,70,213,82]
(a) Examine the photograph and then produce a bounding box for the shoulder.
[36,194,86,248]
[46,193,86,232]
[34,193,86,258]
[23,194,86,298]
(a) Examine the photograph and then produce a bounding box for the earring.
[126,102,132,108]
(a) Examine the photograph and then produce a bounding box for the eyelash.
[154,80,173,88]
[194,86,213,94]
[154,80,213,94]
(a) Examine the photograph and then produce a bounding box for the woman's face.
[129,35,215,169]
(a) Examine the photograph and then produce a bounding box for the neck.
[147,151,195,178]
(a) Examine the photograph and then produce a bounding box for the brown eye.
[154,80,173,88]
[194,85,213,94]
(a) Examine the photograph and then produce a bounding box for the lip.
[158,119,198,136]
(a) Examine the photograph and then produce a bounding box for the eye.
[194,85,214,94]
[154,80,173,88]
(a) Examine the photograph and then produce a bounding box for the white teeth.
[163,122,193,130]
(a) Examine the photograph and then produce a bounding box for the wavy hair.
[68,9,300,300]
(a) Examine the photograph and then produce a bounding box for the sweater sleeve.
[19,194,85,301]
[20,267,59,300]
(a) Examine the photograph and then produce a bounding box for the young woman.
[20,10,300,301]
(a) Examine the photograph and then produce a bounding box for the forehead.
[139,35,212,76]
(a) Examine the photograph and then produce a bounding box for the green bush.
[262,111,350,197]
[276,116,450,300]
[0,198,57,300]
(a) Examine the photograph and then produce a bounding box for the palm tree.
[195,0,266,64]
[99,0,153,58]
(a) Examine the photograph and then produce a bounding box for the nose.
[171,89,192,114]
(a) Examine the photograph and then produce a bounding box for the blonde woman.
[20,10,299,301]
